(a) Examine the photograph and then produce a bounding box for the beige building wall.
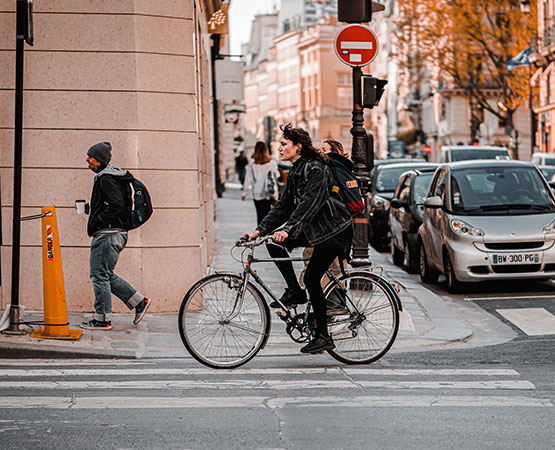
[0,0,218,313]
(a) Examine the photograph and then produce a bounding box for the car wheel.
[405,240,419,274]
[392,241,404,266]
[419,243,439,283]
[444,251,464,293]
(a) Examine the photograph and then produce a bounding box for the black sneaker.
[269,288,307,308]
[300,335,335,354]
[80,319,112,330]
[133,298,152,325]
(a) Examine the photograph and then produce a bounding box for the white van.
[530,152,555,166]
[439,145,510,163]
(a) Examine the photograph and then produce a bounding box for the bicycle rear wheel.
[178,273,270,369]
[324,271,399,364]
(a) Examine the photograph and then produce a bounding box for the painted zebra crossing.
[0,360,552,409]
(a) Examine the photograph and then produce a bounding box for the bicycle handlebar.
[235,235,276,248]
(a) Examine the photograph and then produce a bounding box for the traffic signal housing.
[338,0,386,23]
[362,76,387,108]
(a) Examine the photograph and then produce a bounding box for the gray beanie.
[87,142,112,165]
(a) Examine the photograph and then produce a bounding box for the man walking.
[81,142,151,330]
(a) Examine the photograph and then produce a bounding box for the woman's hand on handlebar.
[272,230,288,243]
[243,230,260,242]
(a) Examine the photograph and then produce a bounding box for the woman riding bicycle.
[244,124,353,354]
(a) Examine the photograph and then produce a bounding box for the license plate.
[491,253,541,265]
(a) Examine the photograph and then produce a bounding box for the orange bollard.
[31,206,82,340]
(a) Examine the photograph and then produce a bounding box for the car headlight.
[542,219,555,235]
[374,195,390,209]
[450,219,484,236]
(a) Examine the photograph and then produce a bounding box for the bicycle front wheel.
[178,273,270,369]
[324,271,399,365]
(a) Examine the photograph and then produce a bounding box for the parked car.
[531,152,555,166]
[537,165,555,182]
[367,162,438,249]
[389,168,437,273]
[439,145,510,163]
[418,160,555,292]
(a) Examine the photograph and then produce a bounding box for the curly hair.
[280,124,327,163]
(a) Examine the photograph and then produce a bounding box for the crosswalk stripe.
[496,307,555,336]
[0,395,551,409]
[0,368,520,377]
[0,379,535,390]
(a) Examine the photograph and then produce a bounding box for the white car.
[418,160,555,292]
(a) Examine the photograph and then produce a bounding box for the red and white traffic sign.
[334,24,379,68]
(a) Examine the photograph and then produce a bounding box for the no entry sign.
[334,24,379,68]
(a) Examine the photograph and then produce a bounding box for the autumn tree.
[395,0,536,154]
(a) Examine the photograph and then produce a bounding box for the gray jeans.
[90,232,144,321]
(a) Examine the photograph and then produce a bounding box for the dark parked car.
[368,162,438,249]
[389,168,437,273]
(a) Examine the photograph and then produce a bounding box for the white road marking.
[0,379,535,390]
[0,395,551,409]
[0,360,157,367]
[465,294,555,301]
[496,307,555,335]
[0,368,520,377]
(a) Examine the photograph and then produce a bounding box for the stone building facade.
[0,0,221,313]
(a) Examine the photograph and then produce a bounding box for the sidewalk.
[0,184,489,360]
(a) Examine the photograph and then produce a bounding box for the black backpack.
[327,158,364,216]
[121,174,153,230]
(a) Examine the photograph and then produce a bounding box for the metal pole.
[350,67,370,267]
[6,0,26,334]
[211,34,225,198]
[529,65,537,153]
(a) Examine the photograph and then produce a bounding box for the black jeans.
[267,233,344,338]
[254,199,274,225]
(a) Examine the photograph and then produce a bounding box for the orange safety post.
[31,206,82,340]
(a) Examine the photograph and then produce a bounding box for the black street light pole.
[6,0,32,335]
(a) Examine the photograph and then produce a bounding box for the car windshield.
[543,156,555,166]
[376,165,432,193]
[450,166,555,214]
[450,149,510,162]
[412,173,434,204]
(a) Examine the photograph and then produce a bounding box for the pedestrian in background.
[80,142,151,330]
[235,150,249,186]
[242,141,279,224]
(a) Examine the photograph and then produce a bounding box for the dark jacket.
[256,157,352,246]
[87,165,133,237]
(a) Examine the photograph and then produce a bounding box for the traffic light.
[362,76,387,107]
[338,0,386,23]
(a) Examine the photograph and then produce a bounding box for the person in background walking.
[235,150,249,186]
[80,142,151,330]
[241,141,279,224]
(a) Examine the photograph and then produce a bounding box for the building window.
[337,87,352,109]
[338,73,350,86]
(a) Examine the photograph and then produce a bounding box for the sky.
[228,0,280,55]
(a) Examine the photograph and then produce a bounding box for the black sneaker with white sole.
[133,298,152,325]
[269,288,307,308]
[300,335,335,354]
[80,319,112,330]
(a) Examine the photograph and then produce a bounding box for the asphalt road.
[1,343,554,450]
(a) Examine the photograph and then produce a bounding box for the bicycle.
[178,236,402,369]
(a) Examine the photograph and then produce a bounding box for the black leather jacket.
[257,157,352,246]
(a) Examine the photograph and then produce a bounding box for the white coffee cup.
[75,200,86,215]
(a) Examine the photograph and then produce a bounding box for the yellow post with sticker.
[31,206,82,340]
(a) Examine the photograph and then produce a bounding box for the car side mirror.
[423,196,443,208]
[390,199,406,209]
